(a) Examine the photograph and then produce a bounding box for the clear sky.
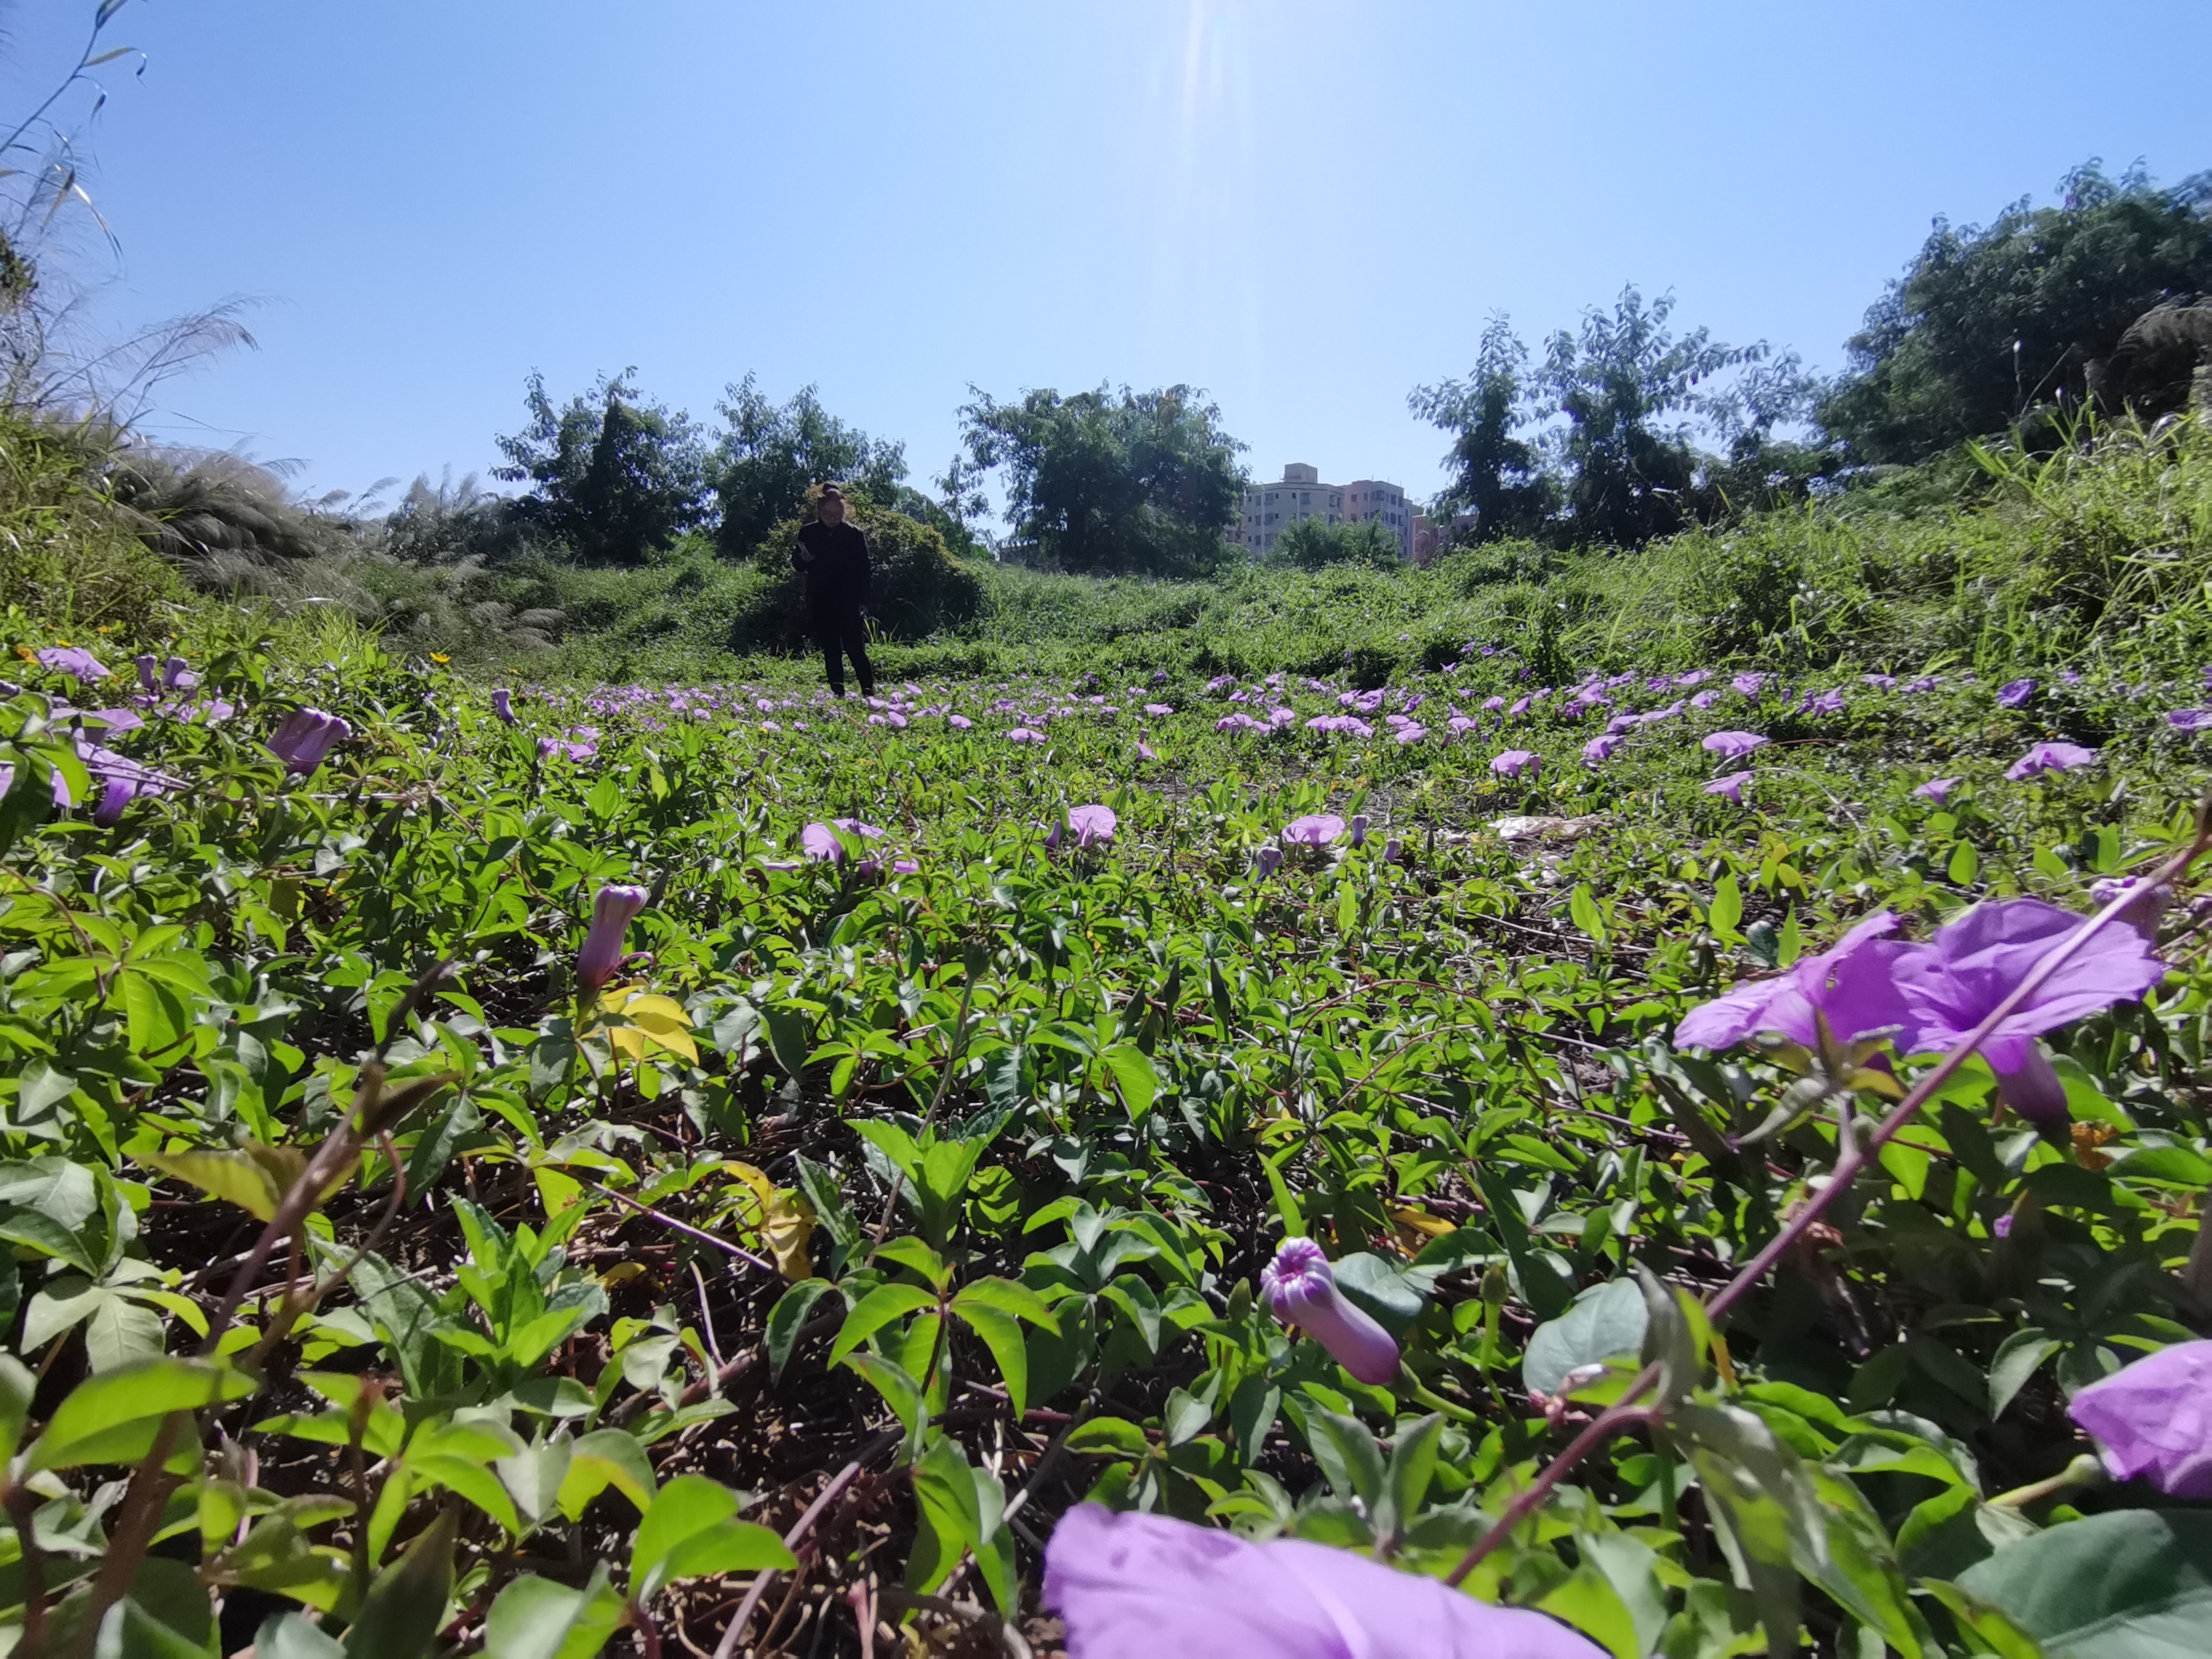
[4,0,2209,516]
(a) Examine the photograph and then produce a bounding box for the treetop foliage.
[710,373,909,559]
[958,382,1247,577]
[1819,160,2212,463]
[491,369,710,565]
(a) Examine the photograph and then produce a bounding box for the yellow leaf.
[723,1162,777,1223]
[1389,1206,1455,1239]
[598,1262,647,1290]
[595,989,699,1065]
[140,1149,285,1221]
[763,1189,817,1283]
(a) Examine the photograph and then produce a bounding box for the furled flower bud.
[492,687,516,726]
[1258,1237,1400,1385]
[578,883,649,991]
[266,708,352,776]
[2066,1339,2212,1498]
[1347,813,1369,847]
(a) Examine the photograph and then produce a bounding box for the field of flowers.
[0,624,2208,1658]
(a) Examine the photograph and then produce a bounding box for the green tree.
[1820,161,2212,463]
[1273,516,1400,569]
[1409,315,1555,541]
[710,375,907,557]
[1538,285,1761,547]
[958,383,1245,576]
[492,369,708,564]
[754,487,981,646]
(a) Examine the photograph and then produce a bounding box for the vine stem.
[1441,798,2212,1589]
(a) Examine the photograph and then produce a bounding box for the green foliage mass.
[959,382,1247,576]
[1821,161,2212,463]
[1274,515,1403,571]
[754,491,983,644]
[708,373,910,558]
[0,413,185,638]
[493,369,712,564]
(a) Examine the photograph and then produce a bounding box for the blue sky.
[4,0,2209,516]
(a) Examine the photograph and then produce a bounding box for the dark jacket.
[796,520,869,607]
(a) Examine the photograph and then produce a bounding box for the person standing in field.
[793,483,876,699]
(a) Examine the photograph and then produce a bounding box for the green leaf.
[253,1612,347,1659]
[1570,882,1607,944]
[827,1282,937,1370]
[951,1298,1032,1418]
[1524,1276,1648,1396]
[1305,1410,1387,1509]
[28,1356,254,1471]
[0,1205,96,1274]
[632,1473,794,1602]
[1709,873,1744,941]
[554,1427,657,1520]
[1099,1042,1159,1118]
[765,1278,841,1380]
[1064,1416,1151,1456]
[482,1566,629,1659]
[1957,1509,2212,1659]
[1376,1412,1442,1541]
[343,1507,457,1659]
[84,1289,167,1373]
[1988,1328,2062,1418]
[140,1147,285,1221]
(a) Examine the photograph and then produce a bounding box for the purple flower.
[578,883,648,991]
[1068,804,1117,847]
[2089,874,2171,943]
[1382,836,1405,864]
[1701,731,1768,760]
[1284,813,1345,847]
[35,646,107,682]
[1675,670,1712,688]
[1143,703,1174,717]
[1801,688,1846,716]
[947,714,973,730]
[1006,726,1046,743]
[1136,739,1156,761]
[1863,673,1898,691]
[1704,771,1754,804]
[134,654,159,696]
[2006,741,2096,781]
[1042,1504,1605,1659]
[1689,690,1717,710]
[1490,749,1540,780]
[1582,735,1620,763]
[1915,777,1959,803]
[2066,1340,2212,1498]
[1044,819,1063,853]
[1997,678,2036,709]
[492,688,516,726]
[1393,722,1426,744]
[800,819,882,863]
[1675,912,1916,1052]
[1992,1213,2015,1239]
[1347,813,1369,847]
[2167,710,2212,733]
[163,656,198,691]
[1481,695,1506,713]
[267,708,352,776]
[1892,897,2167,1125]
[1258,1238,1400,1385]
[1448,714,1478,735]
[536,737,596,763]
[1732,673,1768,697]
[1253,844,1282,878]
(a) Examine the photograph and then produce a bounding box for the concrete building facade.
[1235,463,1415,559]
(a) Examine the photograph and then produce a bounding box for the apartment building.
[1234,462,1414,559]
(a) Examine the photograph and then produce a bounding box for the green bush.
[754,493,982,646]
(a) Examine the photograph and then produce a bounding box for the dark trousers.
[813,598,874,697]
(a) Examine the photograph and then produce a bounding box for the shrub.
[754,493,982,646]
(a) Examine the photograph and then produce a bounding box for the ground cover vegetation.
[3,12,2212,1644]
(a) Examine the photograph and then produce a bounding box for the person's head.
[814,483,847,526]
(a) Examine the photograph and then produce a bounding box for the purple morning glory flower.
[1143,703,1174,717]
[1915,777,1959,803]
[1393,722,1426,744]
[1704,771,1754,804]
[492,688,516,726]
[1067,804,1117,846]
[1689,690,1717,710]
[1891,897,2167,1125]
[1490,749,1540,780]
[1448,714,1479,735]
[578,883,648,991]
[947,714,973,730]
[1997,678,2036,709]
[267,709,352,776]
[1005,726,1046,743]
[1258,1237,1400,1385]
[1284,813,1345,847]
[2066,1340,2212,1498]
[1863,674,1898,691]
[1254,844,1282,878]
[1042,1504,1606,1659]
[1347,814,1369,847]
[1135,739,1156,761]
[1481,695,1506,712]
[800,818,882,863]
[134,654,159,696]
[2089,875,2170,943]
[1732,673,1768,697]
[163,656,198,691]
[1801,687,1846,716]
[1702,731,1769,760]
[1675,912,1915,1052]
[35,646,107,682]
[2005,741,2096,781]
[1582,735,1620,763]
[2167,710,2212,733]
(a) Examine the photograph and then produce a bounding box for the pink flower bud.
[578,884,648,990]
[1258,1237,1400,1385]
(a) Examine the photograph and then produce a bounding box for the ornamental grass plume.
[1042,1504,1605,1659]
[1891,897,2167,1126]
[1258,1237,1400,1385]
[2065,1340,2212,1498]
[1284,813,1345,847]
[1068,804,1117,847]
[2007,741,2096,780]
[266,709,351,776]
[1701,731,1768,759]
[578,883,648,991]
